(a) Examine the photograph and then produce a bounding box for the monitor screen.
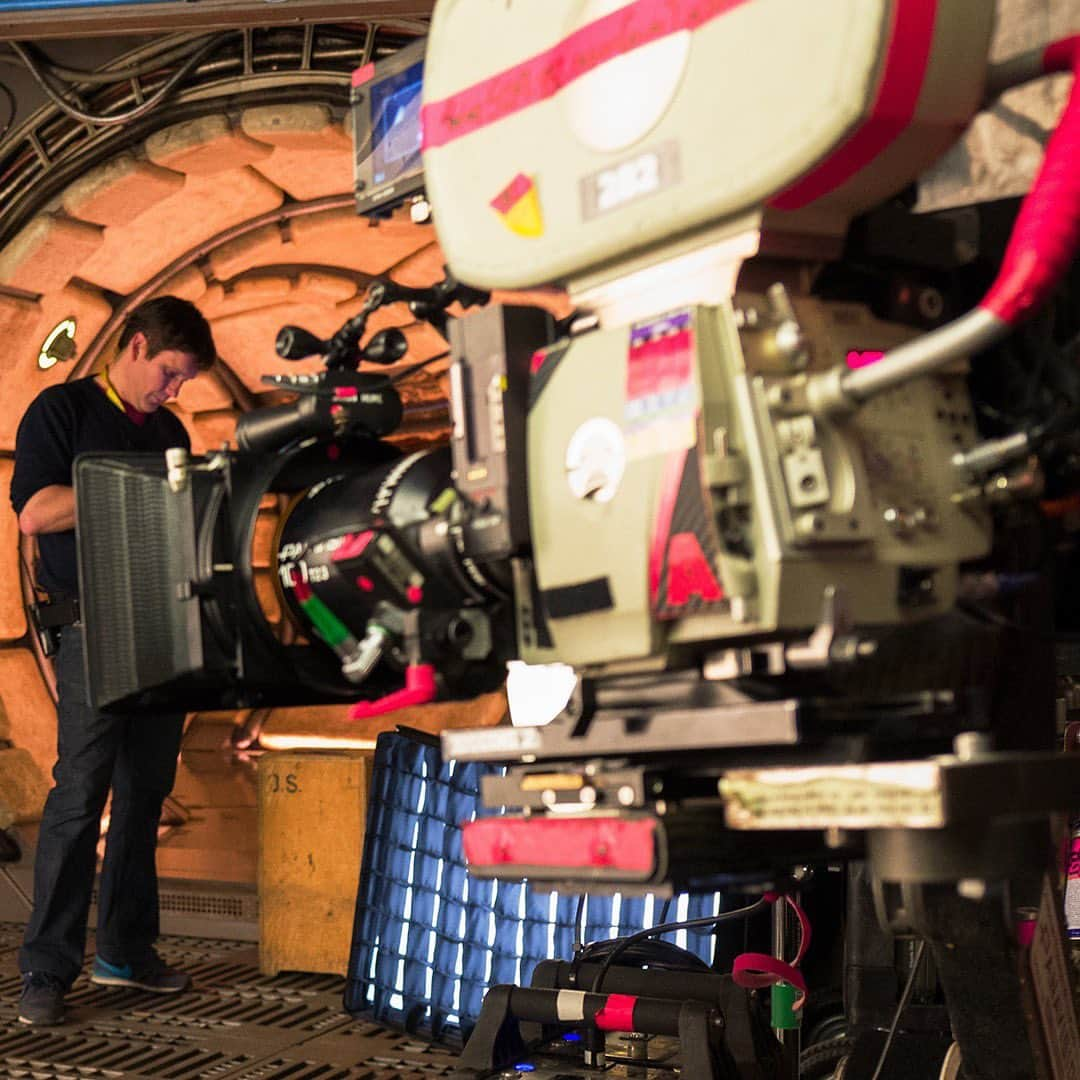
[353,39,427,215]
[371,59,423,189]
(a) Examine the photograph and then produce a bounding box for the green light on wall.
[38,318,77,371]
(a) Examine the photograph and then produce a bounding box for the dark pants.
[19,626,185,986]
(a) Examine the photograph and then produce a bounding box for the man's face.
[133,334,200,412]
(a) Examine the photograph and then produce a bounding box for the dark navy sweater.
[11,376,190,596]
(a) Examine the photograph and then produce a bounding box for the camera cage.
[72,4,1080,1072]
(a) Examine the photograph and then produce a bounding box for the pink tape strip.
[421,0,751,151]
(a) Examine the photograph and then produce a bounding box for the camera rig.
[72,0,1080,1076]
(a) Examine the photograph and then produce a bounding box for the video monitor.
[352,37,426,216]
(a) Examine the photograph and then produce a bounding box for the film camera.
[74,1,1080,1077]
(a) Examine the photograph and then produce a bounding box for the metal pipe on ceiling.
[0,2,432,41]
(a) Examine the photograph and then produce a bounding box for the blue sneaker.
[90,952,190,994]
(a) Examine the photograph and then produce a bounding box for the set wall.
[919,0,1080,210]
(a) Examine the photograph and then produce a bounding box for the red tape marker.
[594,993,637,1032]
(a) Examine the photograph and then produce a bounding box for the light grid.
[344,732,725,1043]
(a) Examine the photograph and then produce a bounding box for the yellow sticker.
[429,487,458,514]
[490,173,544,238]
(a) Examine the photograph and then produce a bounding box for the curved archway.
[0,26,445,806]
[0,26,569,835]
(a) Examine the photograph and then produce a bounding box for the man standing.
[11,296,216,1026]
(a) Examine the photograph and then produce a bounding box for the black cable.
[579,937,710,975]
[9,34,237,128]
[956,600,1057,641]
[869,938,926,1080]
[17,547,43,603]
[24,33,214,85]
[387,351,449,385]
[574,894,587,951]
[589,895,770,995]
[0,80,14,141]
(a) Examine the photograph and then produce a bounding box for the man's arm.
[12,388,77,534]
[18,485,75,536]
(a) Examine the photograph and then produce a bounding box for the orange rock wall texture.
[0,105,543,811]
[919,0,1080,211]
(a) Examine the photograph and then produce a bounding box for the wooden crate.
[257,750,372,976]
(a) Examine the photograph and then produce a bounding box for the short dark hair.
[117,296,216,371]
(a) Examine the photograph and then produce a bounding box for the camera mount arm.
[274,268,490,369]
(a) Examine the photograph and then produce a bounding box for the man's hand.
[18,485,75,536]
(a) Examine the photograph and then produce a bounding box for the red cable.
[981,37,1080,326]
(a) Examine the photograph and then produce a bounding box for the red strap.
[768,890,812,966]
[732,953,808,1009]
[732,892,812,1010]
[462,817,656,875]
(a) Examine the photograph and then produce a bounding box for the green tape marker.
[771,981,801,1030]
[300,594,351,648]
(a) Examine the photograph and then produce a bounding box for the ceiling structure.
[0,0,435,40]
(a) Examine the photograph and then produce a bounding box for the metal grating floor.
[0,927,460,1079]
